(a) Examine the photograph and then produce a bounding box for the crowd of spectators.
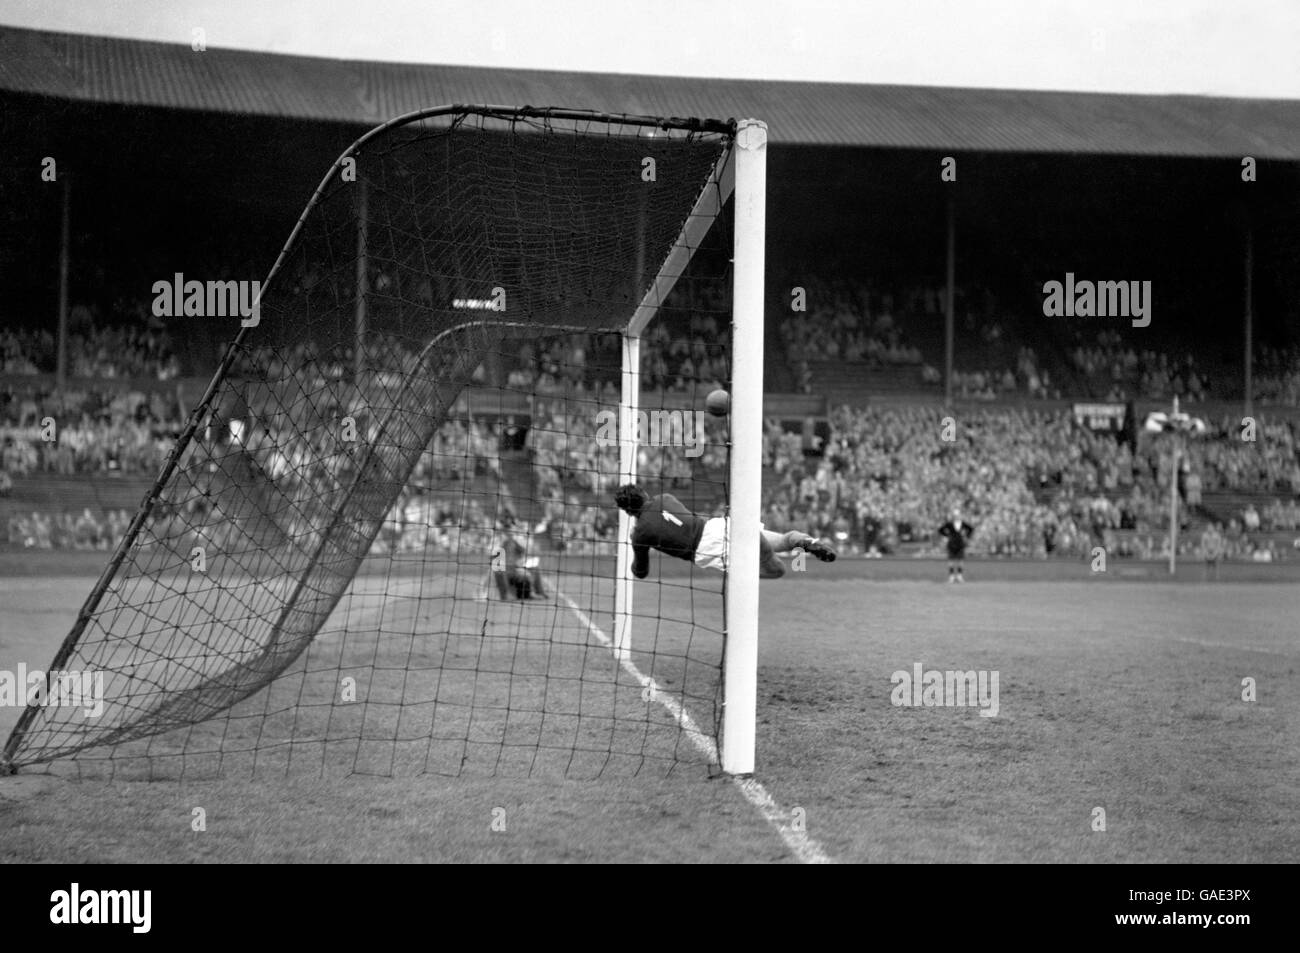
[762,268,1292,408]
[760,405,1300,560]
[1253,346,1300,407]
[925,347,1058,400]
[641,315,730,393]
[5,303,1300,562]
[6,507,132,551]
[1,385,182,477]
[1068,330,1208,403]
[509,325,729,397]
[778,277,925,369]
[774,279,1077,402]
[1,323,180,381]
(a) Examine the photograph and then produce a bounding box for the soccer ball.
[705,389,730,417]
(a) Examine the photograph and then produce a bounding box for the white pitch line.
[557,591,833,865]
[1142,632,1294,655]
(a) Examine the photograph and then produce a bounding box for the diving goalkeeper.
[614,483,835,579]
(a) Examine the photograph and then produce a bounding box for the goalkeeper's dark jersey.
[631,493,707,578]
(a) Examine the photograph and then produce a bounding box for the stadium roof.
[3,25,1300,158]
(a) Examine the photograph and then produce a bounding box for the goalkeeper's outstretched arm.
[632,543,650,579]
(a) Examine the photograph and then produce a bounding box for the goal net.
[1,106,766,780]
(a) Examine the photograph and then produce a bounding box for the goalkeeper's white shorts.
[694,517,766,573]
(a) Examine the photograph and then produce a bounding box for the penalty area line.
[557,590,833,865]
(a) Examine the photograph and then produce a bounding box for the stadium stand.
[4,264,1300,561]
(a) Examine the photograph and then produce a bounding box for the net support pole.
[613,332,641,663]
[56,171,71,394]
[944,194,955,408]
[722,119,767,776]
[355,178,368,383]
[1243,225,1253,420]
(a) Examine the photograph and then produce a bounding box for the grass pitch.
[1,557,1296,863]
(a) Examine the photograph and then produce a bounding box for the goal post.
[1,105,767,781]
[721,119,768,776]
[612,331,639,664]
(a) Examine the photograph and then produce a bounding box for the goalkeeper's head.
[614,484,649,517]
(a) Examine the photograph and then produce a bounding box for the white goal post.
[614,118,768,776]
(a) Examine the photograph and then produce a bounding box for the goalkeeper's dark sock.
[759,549,786,578]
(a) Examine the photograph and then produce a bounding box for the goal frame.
[0,106,767,778]
[614,118,767,776]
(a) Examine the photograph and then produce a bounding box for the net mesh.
[2,107,737,780]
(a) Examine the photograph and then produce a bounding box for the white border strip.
[557,591,833,865]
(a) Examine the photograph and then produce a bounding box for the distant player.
[1200,521,1224,581]
[938,508,974,583]
[491,516,548,600]
[613,483,835,579]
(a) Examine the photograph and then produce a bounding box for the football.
[705,389,730,416]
